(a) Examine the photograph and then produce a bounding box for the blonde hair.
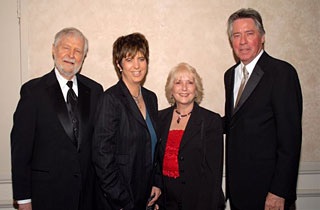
[165,62,204,105]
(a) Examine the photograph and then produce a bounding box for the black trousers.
[230,199,293,210]
[164,176,183,210]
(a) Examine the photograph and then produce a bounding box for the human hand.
[18,203,32,210]
[147,186,161,207]
[264,192,285,210]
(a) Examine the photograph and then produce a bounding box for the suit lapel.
[118,80,146,127]
[159,107,174,156]
[179,103,202,150]
[45,70,75,143]
[77,76,91,151]
[233,63,264,116]
[143,88,157,132]
[160,104,202,152]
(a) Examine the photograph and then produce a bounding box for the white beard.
[54,57,83,78]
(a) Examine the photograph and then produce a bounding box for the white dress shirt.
[233,50,264,107]
[55,68,78,100]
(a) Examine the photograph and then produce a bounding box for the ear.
[52,44,56,59]
[261,34,265,44]
[117,62,122,72]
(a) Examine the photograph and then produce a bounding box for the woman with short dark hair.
[93,33,161,210]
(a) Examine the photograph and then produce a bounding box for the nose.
[133,58,140,69]
[67,49,76,58]
[240,34,247,45]
[66,49,76,58]
[182,82,187,90]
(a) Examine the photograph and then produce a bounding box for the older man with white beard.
[11,27,103,210]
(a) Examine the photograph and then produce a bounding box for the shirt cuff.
[17,199,31,204]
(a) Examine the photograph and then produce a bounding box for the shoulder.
[196,106,223,134]
[224,63,238,76]
[159,106,173,119]
[259,52,298,76]
[103,82,121,96]
[21,78,41,92]
[142,86,157,99]
[77,74,103,91]
[20,72,53,95]
[100,82,126,106]
[142,87,158,108]
[198,106,221,122]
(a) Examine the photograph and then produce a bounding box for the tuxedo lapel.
[45,71,75,143]
[233,63,264,116]
[77,76,91,151]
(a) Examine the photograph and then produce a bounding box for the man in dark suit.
[224,8,302,210]
[11,27,103,210]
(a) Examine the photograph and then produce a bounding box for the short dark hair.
[112,33,149,75]
[227,8,265,40]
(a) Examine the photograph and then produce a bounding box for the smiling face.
[52,34,85,80]
[119,51,147,86]
[171,70,196,107]
[231,18,265,65]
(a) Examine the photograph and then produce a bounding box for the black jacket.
[224,51,302,209]
[11,70,103,210]
[93,80,162,210]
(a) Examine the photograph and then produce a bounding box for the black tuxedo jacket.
[93,80,162,210]
[158,103,225,210]
[11,70,103,210]
[224,52,302,209]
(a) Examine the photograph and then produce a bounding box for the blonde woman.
[157,63,224,210]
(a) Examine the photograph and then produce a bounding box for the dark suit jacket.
[11,70,103,210]
[93,79,162,210]
[158,103,225,210]
[224,52,302,209]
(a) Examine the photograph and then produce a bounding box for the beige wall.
[21,0,319,161]
[0,0,21,178]
[0,0,319,208]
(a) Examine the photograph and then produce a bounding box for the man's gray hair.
[227,8,265,40]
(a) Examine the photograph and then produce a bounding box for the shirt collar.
[240,49,264,75]
[54,68,78,89]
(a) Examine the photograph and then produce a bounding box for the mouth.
[239,48,251,53]
[179,93,190,97]
[63,58,76,65]
[131,71,142,77]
